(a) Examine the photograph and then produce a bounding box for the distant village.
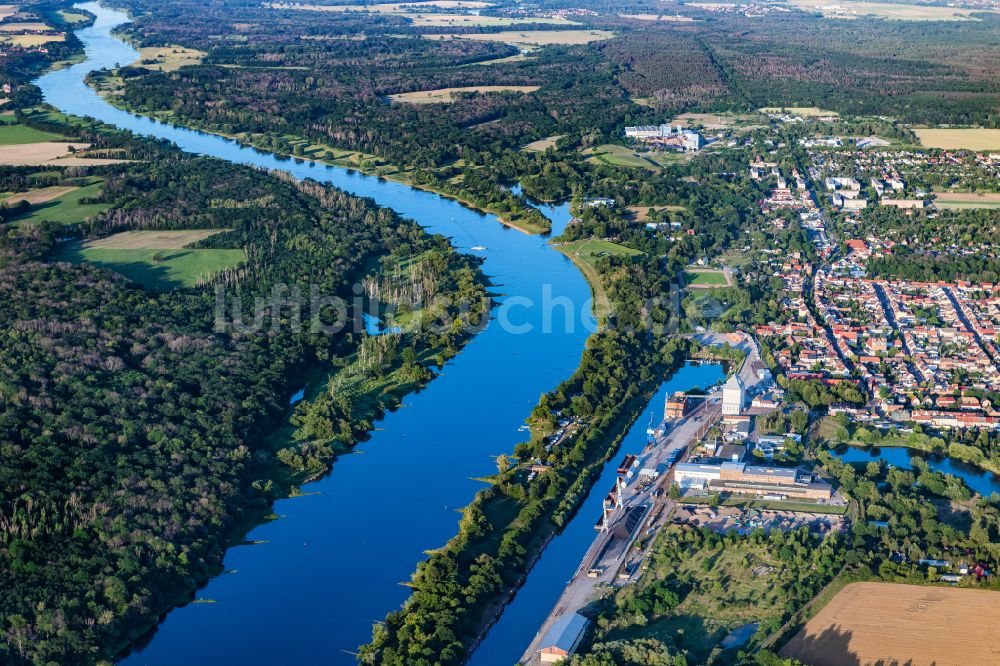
[751,144,1000,431]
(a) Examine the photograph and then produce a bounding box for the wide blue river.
[37,5,720,664]
[467,361,725,665]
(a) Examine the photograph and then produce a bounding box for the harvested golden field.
[618,13,697,21]
[0,142,133,166]
[914,128,1000,150]
[780,583,1000,666]
[934,191,1000,209]
[0,141,132,166]
[788,0,999,20]
[423,29,614,46]
[0,142,90,165]
[271,1,493,13]
[0,33,64,46]
[389,85,538,104]
[133,45,206,72]
[86,229,229,250]
[0,21,50,31]
[1,185,78,205]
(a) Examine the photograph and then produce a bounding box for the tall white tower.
[722,374,746,415]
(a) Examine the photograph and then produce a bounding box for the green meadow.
[57,246,246,290]
[9,181,112,225]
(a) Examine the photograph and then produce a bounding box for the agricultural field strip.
[389,85,539,104]
[0,142,91,165]
[421,30,615,46]
[913,128,1000,151]
[785,0,1000,20]
[270,1,494,12]
[1,185,78,205]
[781,582,1000,666]
[83,229,230,250]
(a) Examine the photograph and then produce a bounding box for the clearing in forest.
[786,0,999,20]
[57,9,91,23]
[271,1,494,13]
[673,112,762,130]
[59,240,246,290]
[389,85,538,104]
[913,128,1000,150]
[132,46,206,72]
[780,582,1000,666]
[7,181,111,226]
[583,144,669,171]
[84,229,229,249]
[759,106,838,117]
[559,239,644,266]
[404,14,575,26]
[627,205,686,221]
[684,267,731,288]
[0,5,15,20]
[463,51,533,66]
[522,134,564,152]
[422,29,614,46]
[1,185,79,206]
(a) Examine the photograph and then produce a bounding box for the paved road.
[516,396,719,664]
[518,332,769,664]
[942,284,997,365]
[872,281,924,384]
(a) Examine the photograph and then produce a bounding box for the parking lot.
[672,504,846,535]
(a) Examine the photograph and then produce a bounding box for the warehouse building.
[674,461,832,500]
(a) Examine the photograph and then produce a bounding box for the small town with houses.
[523,107,1000,664]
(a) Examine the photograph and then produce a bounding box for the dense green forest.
[5,0,1000,662]
[0,104,488,662]
[89,0,1000,273]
